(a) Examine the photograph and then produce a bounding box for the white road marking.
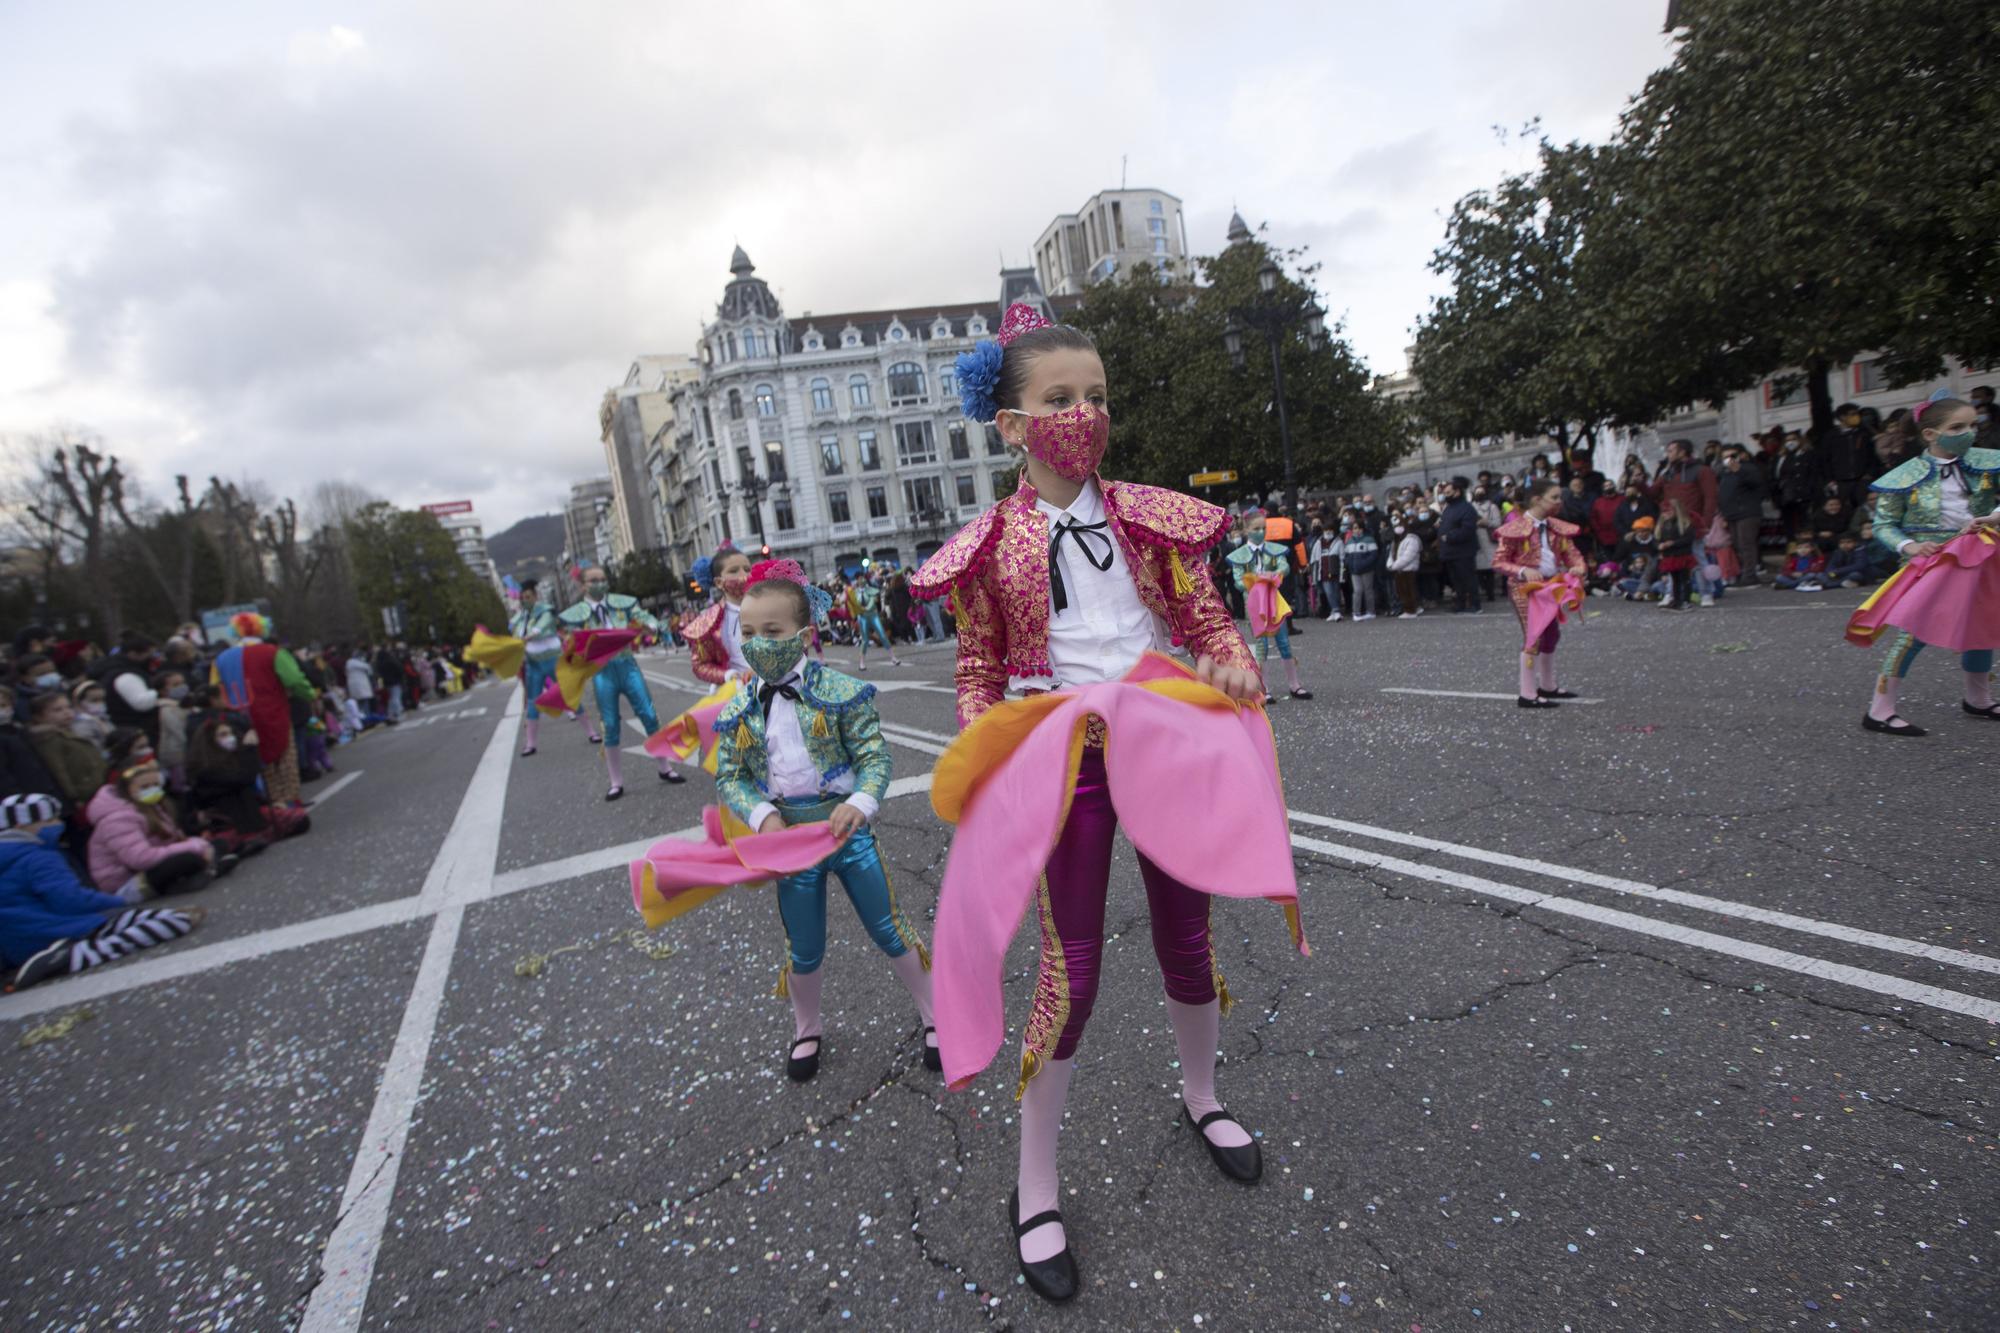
[1381,688,1604,704]
[878,726,947,757]
[1288,832,2000,1024]
[1287,811,2000,978]
[307,770,364,807]
[877,720,958,744]
[300,686,522,1332]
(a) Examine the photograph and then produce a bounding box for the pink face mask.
[1015,402,1109,482]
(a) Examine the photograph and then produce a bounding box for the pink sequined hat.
[996,302,1052,347]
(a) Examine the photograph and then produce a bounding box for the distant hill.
[487,513,566,583]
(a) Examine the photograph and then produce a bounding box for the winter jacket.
[84,785,208,894]
[1716,461,1768,521]
[1651,461,1719,532]
[1388,534,1422,573]
[1816,426,1875,485]
[0,834,130,966]
[1774,448,1815,506]
[31,727,105,807]
[1824,547,1874,583]
[0,724,62,805]
[1437,498,1480,557]
[94,654,161,741]
[1340,534,1380,576]
[157,702,189,769]
[345,656,374,701]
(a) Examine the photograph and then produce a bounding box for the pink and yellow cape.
[1519,573,1584,647]
[1845,529,2000,653]
[630,804,839,928]
[1245,572,1291,638]
[928,653,1308,1092]
[532,628,641,712]
[463,626,526,680]
[645,677,742,773]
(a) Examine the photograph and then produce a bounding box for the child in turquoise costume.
[1226,511,1313,704]
[845,571,902,672]
[558,564,687,799]
[1861,395,2000,736]
[510,579,599,754]
[714,572,937,1082]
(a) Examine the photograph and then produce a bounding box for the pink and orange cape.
[1245,572,1291,638]
[463,626,526,680]
[1520,573,1584,647]
[630,804,839,929]
[533,628,641,712]
[1845,529,2000,653]
[928,653,1307,1092]
[645,677,742,773]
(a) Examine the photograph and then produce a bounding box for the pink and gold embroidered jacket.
[681,602,733,686]
[912,479,1256,727]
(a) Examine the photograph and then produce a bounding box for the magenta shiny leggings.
[1043,749,1215,1060]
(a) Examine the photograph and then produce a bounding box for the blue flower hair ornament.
[955,339,1004,424]
[804,584,834,628]
[689,555,714,596]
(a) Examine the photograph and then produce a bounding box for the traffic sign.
[1188,470,1238,487]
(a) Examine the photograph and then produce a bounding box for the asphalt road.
[2,591,1995,1332]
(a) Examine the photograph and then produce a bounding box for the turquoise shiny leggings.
[1881,632,1995,680]
[1252,622,1294,661]
[592,655,661,746]
[772,798,914,974]
[522,653,559,719]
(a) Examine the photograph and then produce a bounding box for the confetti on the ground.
[18,1007,95,1048]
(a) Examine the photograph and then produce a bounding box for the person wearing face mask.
[68,681,113,756]
[210,613,317,812]
[26,691,103,808]
[1227,510,1314,703]
[558,564,684,800]
[843,567,903,671]
[1,792,206,992]
[700,562,935,1083]
[1494,478,1589,707]
[1971,384,1997,450]
[184,713,304,851]
[915,305,1295,1304]
[87,758,233,902]
[1847,395,2000,735]
[509,579,599,755]
[92,629,163,745]
[12,653,63,705]
[1817,402,1879,510]
[1773,429,1815,538]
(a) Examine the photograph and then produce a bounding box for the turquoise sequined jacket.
[1226,540,1292,585]
[713,662,892,825]
[510,604,561,660]
[556,594,660,650]
[1870,449,2000,554]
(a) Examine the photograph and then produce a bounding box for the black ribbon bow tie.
[1049,517,1115,615]
[758,679,801,719]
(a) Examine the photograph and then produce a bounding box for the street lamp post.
[1223,258,1326,518]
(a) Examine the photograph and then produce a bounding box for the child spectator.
[155,670,191,790]
[1,792,203,991]
[70,680,113,755]
[1615,516,1663,600]
[1389,523,1423,619]
[86,758,231,901]
[1341,518,1381,620]
[27,691,103,809]
[1774,539,1828,591]
[1824,534,1875,588]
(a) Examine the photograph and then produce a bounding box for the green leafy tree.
[1069,247,1404,507]
[612,548,676,603]
[345,503,506,644]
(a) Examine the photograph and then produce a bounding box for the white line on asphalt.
[1381,687,1604,704]
[1288,832,2000,1024]
[878,721,958,744]
[300,685,522,1333]
[1286,811,2000,978]
[878,726,948,757]
[308,770,364,807]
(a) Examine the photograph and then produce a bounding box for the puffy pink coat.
[84,785,208,893]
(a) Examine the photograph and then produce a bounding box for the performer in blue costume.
[511,579,598,755]
[714,568,937,1081]
[559,565,687,800]
[845,570,902,672]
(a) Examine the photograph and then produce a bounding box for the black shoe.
[1963,701,2000,720]
[1009,1189,1079,1303]
[605,785,624,801]
[1182,1103,1263,1183]
[922,1026,942,1072]
[1861,713,1927,737]
[8,940,70,992]
[659,768,687,783]
[520,745,537,756]
[1537,687,1579,700]
[213,853,242,879]
[787,1035,821,1082]
[1517,696,1559,709]
[1289,688,1313,700]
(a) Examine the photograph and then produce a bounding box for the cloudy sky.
[0,1,1675,533]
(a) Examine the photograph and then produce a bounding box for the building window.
[727,388,743,421]
[774,496,795,531]
[887,361,927,404]
[1148,217,1166,236]
[903,475,947,520]
[1150,199,1163,214]
[895,420,936,466]
[940,369,956,399]
[866,485,889,520]
[1854,360,1890,394]
[828,489,852,524]
[736,445,756,485]
[967,316,986,336]
[1763,378,1809,409]
[889,325,905,341]
[810,378,834,413]
[849,374,873,408]
[725,332,737,361]
[820,435,844,474]
[763,439,787,482]
[955,474,977,507]
[754,384,776,416]
[1153,237,1168,255]
[947,421,970,460]
[803,332,823,351]
[984,424,1007,457]
[857,430,881,471]
[841,328,860,348]
[1112,201,1124,247]
[933,319,952,339]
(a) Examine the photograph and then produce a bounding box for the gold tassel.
[950,587,966,621]
[773,961,791,998]
[914,935,932,971]
[1169,548,1195,597]
[735,720,752,748]
[1015,1047,1043,1102]
[1216,970,1235,1017]
[811,710,830,738]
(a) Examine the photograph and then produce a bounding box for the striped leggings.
[65,909,197,973]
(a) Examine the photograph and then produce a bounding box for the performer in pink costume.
[914,303,1286,1304]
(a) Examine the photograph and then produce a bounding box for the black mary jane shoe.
[1516,695,1559,709]
[1962,700,2000,720]
[520,745,537,757]
[1861,713,1928,737]
[1537,687,1579,700]
[787,1035,821,1082]
[921,1026,942,1073]
[1182,1103,1263,1184]
[604,785,624,802]
[1009,1189,1079,1304]
[659,768,687,783]
[1289,688,1314,701]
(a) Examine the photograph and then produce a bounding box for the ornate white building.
[662,248,1066,582]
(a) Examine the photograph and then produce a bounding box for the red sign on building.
[423,501,475,516]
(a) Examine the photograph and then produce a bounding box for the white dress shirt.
[1534,520,1558,577]
[720,602,749,674]
[1935,458,1973,538]
[745,669,880,831]
[1008,478,1163,694]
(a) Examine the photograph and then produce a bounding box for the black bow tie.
[1049,517,1115,615]
[758,679,800,719]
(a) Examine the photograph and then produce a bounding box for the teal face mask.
[742,632,806,683]
[585,582,609,599]
[1934,430,1975,457]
